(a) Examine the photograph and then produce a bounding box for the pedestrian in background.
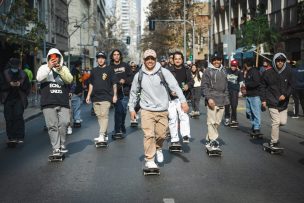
[202,52,229,150]
[86,51,117,142]
[189,63,203,117]
[243,59,262,136]
[291,62,304,118]
[36,48,73,156]
[261,53,293,148]
[70,61,83,125]
[109,49,132,137]
[128,49,188,169]
[224,59,244,127]
[1,58,30,143]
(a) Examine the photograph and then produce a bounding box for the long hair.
[110,49,123,64]
[191,64,201,81]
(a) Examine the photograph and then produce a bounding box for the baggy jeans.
[268,108,287,143]
[141,110,168,161]
[206,106,225,141]
[168,98,191,142]
[93,101,111,136]
[246,96,261,130]
[43,107,70,150]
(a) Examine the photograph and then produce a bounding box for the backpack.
[134,68,171,112]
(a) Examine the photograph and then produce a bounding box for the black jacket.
[1,68,30,108]
[110,62,132,99]
[260,67,293,111]
[168,65,194,100]
[244,67,261,97]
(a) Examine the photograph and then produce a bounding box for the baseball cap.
[143,49,157,59]
[211,52,222,61]
[231,60,239,66]
[96,51,106,59]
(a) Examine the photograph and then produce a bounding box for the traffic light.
[126,36,130,45]
[149,19,155,31]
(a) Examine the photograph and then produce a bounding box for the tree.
[98,14,128,62]
[141,0,186,58]
[236,3,281,66]
[0,0,46,60]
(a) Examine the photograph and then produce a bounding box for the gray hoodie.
[128,62,186,112]
[202,63,229,106]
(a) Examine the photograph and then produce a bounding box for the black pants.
[293,89,304,116]
[4,99,25,140]
[225,90,239,121]
[191,86,201,112]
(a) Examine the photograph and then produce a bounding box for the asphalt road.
[0,101,304,203]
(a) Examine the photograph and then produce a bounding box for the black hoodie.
[260,53,293,111]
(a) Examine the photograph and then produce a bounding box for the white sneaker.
[60,145,68,153]
[94,135,105,142]
[75,120,81,124]
[156,149,164,163]
[67,126,72,135]
[53,149,61,156]
[145,160,158,169]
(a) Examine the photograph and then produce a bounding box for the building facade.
[212,0,304,64]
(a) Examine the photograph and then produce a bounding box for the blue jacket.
[292,65,304,90]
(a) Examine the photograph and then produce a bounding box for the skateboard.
[190,114,200,119]
[73,122,81,128]
[250,132,263,139]
[48,153,65,162]
[169,144,183,152]
[143,167,160,176]
[205,146,222,156]
[263,143,284,154]
[130,121,138,127]
[112,132,124,140]
[229,122,239,128]
[95,141,108,148]
[7,140,18,148]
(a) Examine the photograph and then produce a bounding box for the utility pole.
[183,0,187,62]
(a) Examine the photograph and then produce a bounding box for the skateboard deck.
[229,123,239,128]
[112,133,124,140]
[169,144,183,152]
[7,140,18,148]
[48,153,65,162]
[130,122,138,127]
[250,132,263,139]
[263,143,284,154]
[95,141,108,148]
[190,115,199,119]
[143,167,160,176]
[206,146,222,156]
[73,122,81,128]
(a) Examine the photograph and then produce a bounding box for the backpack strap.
[137,68,143,95]
[157,68,171,101]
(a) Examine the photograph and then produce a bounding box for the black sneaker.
[183,136,190,143]
[269,142,280,149]
[210,140,220,150]
[121,126,126,134]
[291,115,299,119]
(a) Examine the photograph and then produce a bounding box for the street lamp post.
[151,19,196,63]
[67,13,93,69]
[184,0,187,62]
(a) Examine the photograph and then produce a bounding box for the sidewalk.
[0,95,42,135]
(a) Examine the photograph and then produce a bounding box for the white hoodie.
[36,48,73,84]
